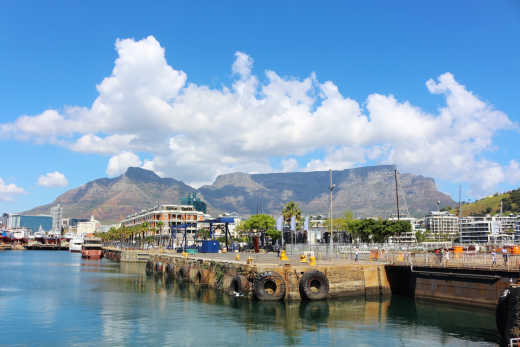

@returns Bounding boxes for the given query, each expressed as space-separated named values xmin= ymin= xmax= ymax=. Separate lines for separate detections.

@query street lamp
xmin=329 ymin=169 xmax=335 ymax=251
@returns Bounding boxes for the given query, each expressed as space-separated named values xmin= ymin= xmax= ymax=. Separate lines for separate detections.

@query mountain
xmin=24 ymin=165 xmax=455 ymax=223
xmin=199 ymin=165 xmax=455 ymax=218
xmin=450 ymin=188 xmax=520 ymax=216
xmin=23 ymin=167 xmax=197 ymax=223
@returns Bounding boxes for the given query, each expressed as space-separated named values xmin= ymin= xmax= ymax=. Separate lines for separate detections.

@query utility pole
xmin=394 ymin=169 xmax=400 ymax=220
xmin=329 ymin=169 xmax=335 ymax=251
xmin=458 ymin=185 xmax=462 ymax=242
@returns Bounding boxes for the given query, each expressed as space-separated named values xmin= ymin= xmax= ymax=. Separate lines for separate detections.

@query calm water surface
xmin=0 ymin=251 xmax=499 ymax=346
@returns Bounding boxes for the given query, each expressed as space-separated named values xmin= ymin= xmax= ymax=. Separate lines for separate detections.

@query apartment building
xmin=425 ymin=211 xmax=459 ymax=241
xmin=121 ymin=204 xmax=205 ymax=236
xmin=460 ymin=215 xmax=517 ymax=243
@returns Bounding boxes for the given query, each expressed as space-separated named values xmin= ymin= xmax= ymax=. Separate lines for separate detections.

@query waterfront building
xmin=1 ymin=213 xmax=8 ymax=229
xmin=388 ymin=217 xmax=417 ymax=243
xmin=459 ymin=215 xmax=516 ymax=244
xmin=308 ymin=215 xmax=328 ymax=243
xmin=3 ymin=213 xmax=52 ymax=233
xmin=425 ymin=211 xmax=459 ymax=241
xmin=77 ymin=216 xmax=101 ymax=236
xmin=121 ymin=204 xmax=205 ymax=237
xmin=515 ymin=218 xmax=520 ymax=243
xmin=50 ymin=204 xmax=63 ymax=234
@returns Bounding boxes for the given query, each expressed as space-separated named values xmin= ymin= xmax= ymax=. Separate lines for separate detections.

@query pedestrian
xmin=491 ymin=250 xmax=497 ymax=266
xmin=502 ymin=247 xmax=509 ymax=266
xmin=354 ymin=248 xmax=359 ymax=262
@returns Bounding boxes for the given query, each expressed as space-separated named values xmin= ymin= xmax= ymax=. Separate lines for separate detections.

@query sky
xmin=1 ymin=1 xmax=519 ymax=213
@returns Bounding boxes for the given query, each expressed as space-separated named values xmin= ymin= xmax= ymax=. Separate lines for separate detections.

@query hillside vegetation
xmin=449 ymin=187 xmax=520 ymax=216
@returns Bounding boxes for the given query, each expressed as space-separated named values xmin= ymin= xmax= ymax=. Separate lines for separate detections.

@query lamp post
xmin=329 ymin=169 xmax=335 ymax=253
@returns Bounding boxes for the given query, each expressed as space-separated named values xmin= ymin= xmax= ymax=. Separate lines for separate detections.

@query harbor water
xmin=0 ymin=251 xmax=499 ymax=346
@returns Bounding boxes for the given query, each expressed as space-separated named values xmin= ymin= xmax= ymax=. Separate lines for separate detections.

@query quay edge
xmin=103 ymin=247 xmax=391 ymax=301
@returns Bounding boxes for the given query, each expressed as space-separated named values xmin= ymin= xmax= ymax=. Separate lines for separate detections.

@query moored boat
xmin=69 ymin=236 xmax=84 ymax=253
xmin=81 ymin=237 xmax=103 ymax=259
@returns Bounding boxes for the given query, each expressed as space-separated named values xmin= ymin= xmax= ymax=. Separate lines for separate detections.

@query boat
xmin=81 ymin=237 xmax=103 ymax=259
xmin=69 ymin=235 xmax=84 ymax=253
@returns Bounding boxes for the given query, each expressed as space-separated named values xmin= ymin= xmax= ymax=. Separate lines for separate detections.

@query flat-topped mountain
xmin=24 ymin=165 xmax=455 ymax=223
xmin=199 ymin=165 xmax=454 ymax=218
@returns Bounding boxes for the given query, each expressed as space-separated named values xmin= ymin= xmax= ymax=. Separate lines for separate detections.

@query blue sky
xmin=1 ymin=1 xmax=519 ymax=213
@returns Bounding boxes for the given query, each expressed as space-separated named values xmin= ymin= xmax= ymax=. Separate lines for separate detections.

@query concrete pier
xmin=103 ymin=248 xmax=390 ymax=301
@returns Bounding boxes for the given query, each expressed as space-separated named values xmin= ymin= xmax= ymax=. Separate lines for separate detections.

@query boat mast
xmin=394 ymin=169 xmax=400 ymax=221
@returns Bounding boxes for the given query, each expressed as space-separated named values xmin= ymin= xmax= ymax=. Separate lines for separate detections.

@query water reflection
xmin=100 ymin=262 xmax=499 ymax=346
xmin=0 ymin=252 xmax=499 ymax=346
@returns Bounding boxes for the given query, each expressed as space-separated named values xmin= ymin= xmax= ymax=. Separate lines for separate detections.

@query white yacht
xmin=69 ymin=235 xmax=84 ymax=253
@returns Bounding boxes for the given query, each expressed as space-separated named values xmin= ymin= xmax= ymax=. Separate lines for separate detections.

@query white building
xmin=50 ymin=204 xmax=63 ymax=235
xmin=77 ymin=216 xmax=101 ymax=236
xmin=425 ymin=211 xmax=459 ymax=241
xmin=388 ymin=217 xmax=417 ymax=243
xmin=460 ymin=215 xmax=516 ymax=244
xmin=121 ymin=204 xmax=205 ymax=237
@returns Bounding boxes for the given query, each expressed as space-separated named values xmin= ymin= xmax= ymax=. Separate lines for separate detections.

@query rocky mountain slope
xmin=24 ymin=167 xmax=196 ymax=223
xmin=199 ymin=165 xmax=454 ymax=218
xmin=24 ymin=165 xmax=455 ymax=223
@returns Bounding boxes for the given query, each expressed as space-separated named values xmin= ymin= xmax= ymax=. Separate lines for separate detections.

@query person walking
xmin=502 ymin=247 xmax=509 ymax=267
xmin=354 ymin=248 xmax=359 ymax=262
xmin=491 ymin=250 xmax=497 ymax=266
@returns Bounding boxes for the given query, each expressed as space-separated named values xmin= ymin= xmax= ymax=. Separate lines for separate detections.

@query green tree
xmin=243 ymin=214 xmax=277 ymax=244
xmin=282 ymin=201 xmax=302 ymax=225
xmin=415 ymin=230 xmax=426 ymax=243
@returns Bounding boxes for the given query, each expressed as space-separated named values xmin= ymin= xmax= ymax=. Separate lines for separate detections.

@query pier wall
xmin=386 ymin=265 xmax=513 ymax=308
xmin=149 ymin=253 xmax=391 ymax=301
xmin=103 ymin=248 xmax=390 ymax=301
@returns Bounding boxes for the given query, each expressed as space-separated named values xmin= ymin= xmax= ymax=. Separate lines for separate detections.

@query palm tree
xmin=282 ymin=201 xmax=302 ymax=245
xmin=282 ymin=201 xmax=302 ymax=224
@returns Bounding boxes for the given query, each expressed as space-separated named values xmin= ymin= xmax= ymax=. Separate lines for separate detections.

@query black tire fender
xmin=230 ymin=275 xmax=249 ymax=295
xmin=155 ymin=261 xmax=163 ymax=273
xmin=178 ymin=267 xmax=187 ymax=281
xmin=299 ymin=270 xmax=329 ymax=301
xmin=165 ymin=263 xmax=175 ymax=276
xmin=146 ymin=260 xmax=154 ymax=275
xmin=254 ymin=271 xmax=286 ymax=301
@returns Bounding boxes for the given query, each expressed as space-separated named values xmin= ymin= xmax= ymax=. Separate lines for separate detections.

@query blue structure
xmin=19 ymin=216 xmax=52 ymax=233
xmin=200 ymin=240 xmax=220 ymax=253
xmin=170 ymin=217 xmax=235 ymax=252
xmin=206 ymin=217 xmax=235 ymax=252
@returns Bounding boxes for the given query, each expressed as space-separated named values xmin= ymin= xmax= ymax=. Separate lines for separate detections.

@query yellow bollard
xmin=309 ymin=255 xmax=316 ymax=266
xmin=280 ymin=250 xmax=289 ymax=261
xmin=299 ymin=254 xmax=307 ymax=263
xmin=235 ymin=253 xmax=241 ymax=261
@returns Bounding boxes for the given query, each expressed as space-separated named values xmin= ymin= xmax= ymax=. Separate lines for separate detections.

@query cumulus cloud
xmin=1 ymin=35 xmax=517 ymax=195
xmin=0 ymin=178 xmax=25 ymax=201
xmin=37 ymin=171 xmax=68 ymax=187
xmin=281 ymin=158 xmax=299 ymax=172
xmin=106 ymin=151 xmax=142 ymax=177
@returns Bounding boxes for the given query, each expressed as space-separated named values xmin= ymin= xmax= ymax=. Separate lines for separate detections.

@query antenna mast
xmin=394 ymin=169 xmax=400 ymax=220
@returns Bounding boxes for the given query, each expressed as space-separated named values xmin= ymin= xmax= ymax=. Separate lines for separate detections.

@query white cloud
xmin=0 ymin=178 xmax=25 ymax=201
xmin=106 ymin=151 xmax=142 ymax=177
xmin=281 ymin=158 xmax=299 ymax=172
xmin=37 ymin=171 xmax=68 ymax=187
xmin=1 ymin=36 xmax=517 ymax=196
xmin=69 ymin=134 xmax=138 ymax=154
xmin=506 ymin=160 xmax=520 ymax=184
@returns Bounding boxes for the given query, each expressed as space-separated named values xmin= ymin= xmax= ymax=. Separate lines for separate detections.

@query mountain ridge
xmin=23 ymin=166 xmax=455 ymax=223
